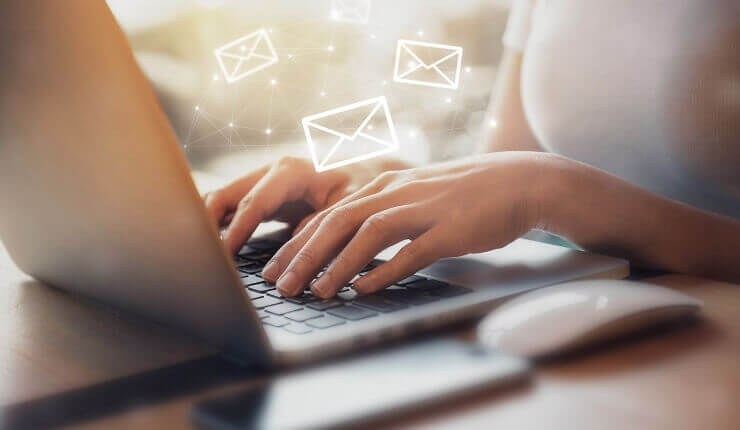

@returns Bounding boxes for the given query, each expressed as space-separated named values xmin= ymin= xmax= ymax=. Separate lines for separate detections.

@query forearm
xmin=478 ymin=49 xmax=541 ymax=154
xmin=536 ymin=154 xmax=740 ymax=283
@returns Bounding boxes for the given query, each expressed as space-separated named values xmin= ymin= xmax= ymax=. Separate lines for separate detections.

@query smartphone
xmin=192 ymin=339 xmax=530 ymax=430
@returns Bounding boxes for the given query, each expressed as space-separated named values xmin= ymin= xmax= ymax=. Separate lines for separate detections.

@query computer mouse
xmin=477 ymin=279 xmax=702 ymax=358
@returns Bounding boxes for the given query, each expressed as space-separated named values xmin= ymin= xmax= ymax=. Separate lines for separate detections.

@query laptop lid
xmin=0 ymin=4 xmax=271 ymax=367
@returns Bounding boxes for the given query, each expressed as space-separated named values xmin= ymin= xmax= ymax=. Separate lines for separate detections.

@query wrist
xmin=525 ymin=152 xmax=576 ymax=233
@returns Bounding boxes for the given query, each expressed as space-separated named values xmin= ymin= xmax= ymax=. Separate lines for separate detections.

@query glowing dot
xmin=370 ymin=34 xmax=377 ymax=39
xmin=265 ymin=128 xmax=272 ymax=135
xmin=194 ymin=105 xmax=200 ymax=111
xmin=409 ymin=131 xmax=417 ymax=138
xmin=465 ymin=66 xmax=472 ymax=73
xmin=417 ymin=30 xmax=424 ymax=37
xmin=331 ymin=10 xmax=339 ymax=19
xmin=212 ymin=74 xmax=219 ymax=81
xmin=367 ymin=124 xmax=374 ymax=130
xmin=240 ymin=45 xmax=247 ymax=51
xmin=445 ymin=97 xmax=452 ymax=103
xmin=407 ymin=60 xmax=416 ymax=69
xmin=488 ymin=119 xmax=498 ymax=128
xmin=228 ymin=122 xmax=234 ymax=127
xmin=320 ymin=91 xmax=326 ymax=97
xmin=270 ymin=79 xmax=277 ymax=85
xmin=328 ymin=45 xmax=335 ymax=52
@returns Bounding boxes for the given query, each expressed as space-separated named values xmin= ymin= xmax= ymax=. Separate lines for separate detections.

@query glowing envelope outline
xmin=214 ymin=29 xmax=278 ymax=83
xmin=302 ymin=96 xmax=399 ymax=172
xmin=393 ymin=39 xmax=463 ymax=90
xmin=330 ymin=0 xmax=372 ymax=24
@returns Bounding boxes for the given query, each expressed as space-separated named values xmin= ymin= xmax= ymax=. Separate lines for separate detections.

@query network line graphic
xmin=181 ymin=9 xmax=477 ymax=165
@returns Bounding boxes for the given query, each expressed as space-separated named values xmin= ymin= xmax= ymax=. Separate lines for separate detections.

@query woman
xmin=207 ymin=0 xmax=740 ymax=298
xmin=4 ymin=1 xmax=737 ymax=299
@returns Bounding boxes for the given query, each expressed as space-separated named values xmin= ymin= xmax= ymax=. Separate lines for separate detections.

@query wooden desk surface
xmin=0 ymin=242 xmax=738 ymax=430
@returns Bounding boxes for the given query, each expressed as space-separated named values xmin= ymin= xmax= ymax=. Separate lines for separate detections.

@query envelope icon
xmin=214 ymin=29 xmax=278 ymax=83
xmin=302 ymin=96 xmax=399 ymax=172
xmin=330 ymin=0 xmax=371 ymax=24
xmin=393 ymin=40 xmax=463 ymax=90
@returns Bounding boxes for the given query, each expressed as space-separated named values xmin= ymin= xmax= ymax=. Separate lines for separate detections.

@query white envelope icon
xmin=214 ymin=29 xmax=278 ymax=83
xmin=302 ymin=96 xmax=399 ymax=172
xmin=393 ymin=40 xmax=463 ymax=90
xmin=330 ymin=0 xmax=371 ymax=24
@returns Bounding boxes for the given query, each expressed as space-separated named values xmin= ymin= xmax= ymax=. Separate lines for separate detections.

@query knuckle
xmin=236 ymin=196 xmax=253 ymax=212
xmin=323 ymin=206 xmax=354 ymax=229
xmin=293 ymin=248 xmax=319 ymax=268
xmin=277 ymin=155 xmax=299 ymax=167
xmin=376 ymin=171 xmax=395 ymax=182
xmin=362 ymin=212 xmax=393 ymax=236
xmin=399 ymin=241 xmax=425 ymax=261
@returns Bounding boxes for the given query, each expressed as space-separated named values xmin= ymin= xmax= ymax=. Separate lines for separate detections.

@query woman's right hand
xmin=203 ymin=156 xmax=410 ymax=255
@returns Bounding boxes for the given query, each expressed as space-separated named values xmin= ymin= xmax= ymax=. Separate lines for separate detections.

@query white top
xmin=503 ymin=0 xmax=740 ymax=218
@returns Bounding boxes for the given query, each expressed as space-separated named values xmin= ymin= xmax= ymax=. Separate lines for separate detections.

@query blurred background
xmin=106 ymin=0 xmax=513 ymax=184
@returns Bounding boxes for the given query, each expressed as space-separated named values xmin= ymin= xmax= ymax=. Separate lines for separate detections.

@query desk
xmin=0 ymin=241 xmax=738 ymax=429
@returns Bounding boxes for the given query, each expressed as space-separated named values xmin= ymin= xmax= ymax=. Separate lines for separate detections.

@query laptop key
xmin=327 ymin=305 xmax=377 ymax=321
xmin=248 ymin=282 xmax=276 ymax=293
xmin=257 ymin=309 xmax=270 ymax=319
xmin=428 ymin=284 xmax=472 ymax=297
xmin=267 ymin=290 xmax=286 ymax=299
xmin=265 ymin=302 xmax=303 ymax=315
xmin=353 ymin=295 xmax=407 ymax=312
xmin=282 ymin=323 xmax=312 ymax=335
xmin=284 ymin=308 xmax=323 ymax=322
xmin=262 ymin=315 xmax=290 ymax=327
xmin=306 ymin=315 xmax=345 ymax=329
xmin=251 ymin=296 xmax=282 ymax=309
xmin=336 ymin=289 xmax=358 ymax=301
xmin=241 ymin=274 xmax=265 ymax=286
xmin=239 ymin=266 xmax=263 ymax=275
xmin=285 ymin=293 xmax=319 ymax=304
xmin=378 ymin=288 xmax=439 ymax=306
xmin=246 ymin=290 xmax=263 ymax=300
xmin=406 ymin=279 xmax=447 ymax=291
xmin=307 ymin=299 xmax=344 ymax=311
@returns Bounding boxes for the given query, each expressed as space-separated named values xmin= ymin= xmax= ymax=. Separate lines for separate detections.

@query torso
xmin=520 ymin=0 xmax=740 ymax=217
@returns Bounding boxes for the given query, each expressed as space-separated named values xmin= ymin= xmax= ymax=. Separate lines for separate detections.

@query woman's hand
xmin=203 ymin=156 xmax=410 ymax=254
xmin=263 ymin=152 xmax=550 ymax=298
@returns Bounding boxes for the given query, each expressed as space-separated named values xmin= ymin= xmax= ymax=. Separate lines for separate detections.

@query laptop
xmin=0 ymin=102 xmax=628 ymax=370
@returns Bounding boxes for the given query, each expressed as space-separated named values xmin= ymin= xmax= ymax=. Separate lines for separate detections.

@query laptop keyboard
xmin=237 ymin=239 xmax=472 ymax=335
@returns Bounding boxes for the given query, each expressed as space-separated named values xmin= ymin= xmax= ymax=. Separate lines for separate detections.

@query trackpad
xmin=191 ymin=339 xmax=530 ymax=429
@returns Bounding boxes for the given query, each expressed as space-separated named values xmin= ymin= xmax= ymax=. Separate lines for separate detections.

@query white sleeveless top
xmin=504 ymin=0 xmax=740 ymax=218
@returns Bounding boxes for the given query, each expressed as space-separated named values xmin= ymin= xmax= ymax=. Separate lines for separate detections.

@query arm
xmin=259 ymin=152 xmax=740 ymax=299
xmin=478 ymin=49 xmax=542 ymax=153
xmin=540 ymin=155 xmax=740 ymax=283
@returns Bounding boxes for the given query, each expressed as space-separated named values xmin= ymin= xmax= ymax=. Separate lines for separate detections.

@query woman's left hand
xmin=263 ymin=151 xmax=551 ymax=298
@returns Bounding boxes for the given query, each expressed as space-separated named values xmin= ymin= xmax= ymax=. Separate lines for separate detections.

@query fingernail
xmin=353 ymin=277 xmax=370 ymax=294
xmin=276 ymin=271 xmax=298 ymax=295
xmin=262 ymin=260 xmax=279 ymax=281
xmin=311 ymin=276 xmax=330 ymax=298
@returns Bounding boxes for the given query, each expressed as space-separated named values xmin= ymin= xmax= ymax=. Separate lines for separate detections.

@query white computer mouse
xmin=477 ymin=279 xmax=703 ymax=358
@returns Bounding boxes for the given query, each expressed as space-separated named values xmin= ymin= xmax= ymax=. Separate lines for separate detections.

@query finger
xmin=311 ymin=205 xmax=431 ymax=298
xmin=223 ymin=165 xmax=311 ymax=253
xmin=204 ymin=165 xmax=270 ymax=227
xmin=353 ymin=228 xmax=446 ymax=294
xmin=275 ymin=194 xmax=401 ymax=296
xmin=266 ymin=180 xmax=385 ymax=281
xmin=292 ymin=178 xmax=383 ymax=236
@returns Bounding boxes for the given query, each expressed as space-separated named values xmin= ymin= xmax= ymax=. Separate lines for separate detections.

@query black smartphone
xmin=191 ymin=339 xmax=530 ymax=430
